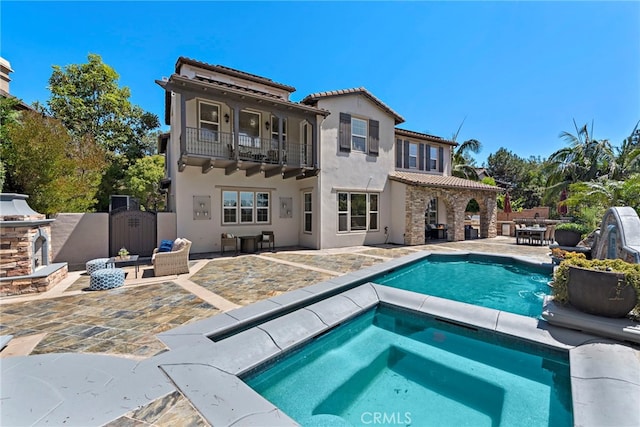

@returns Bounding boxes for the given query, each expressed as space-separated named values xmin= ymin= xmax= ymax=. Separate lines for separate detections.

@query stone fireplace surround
xmin=0 ymin=194 xmax=67 ymax=296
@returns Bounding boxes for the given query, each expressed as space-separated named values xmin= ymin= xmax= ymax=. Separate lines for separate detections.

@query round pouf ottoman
xmin=86 ymin=258 xmax=111 ymax=275
xmin=90 ymin=268 xmax=125 ymax=291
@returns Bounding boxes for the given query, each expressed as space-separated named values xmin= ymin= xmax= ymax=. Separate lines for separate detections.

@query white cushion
xmin=172 ymin=238 xmax=186 ymax=251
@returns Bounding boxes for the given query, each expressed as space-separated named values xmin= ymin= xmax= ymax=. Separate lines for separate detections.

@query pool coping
xmin=154 ymin=251 xmax=640 ymax=427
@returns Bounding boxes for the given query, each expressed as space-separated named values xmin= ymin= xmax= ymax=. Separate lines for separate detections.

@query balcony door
xmin=238 ymin=110 xmax=261 ymax=147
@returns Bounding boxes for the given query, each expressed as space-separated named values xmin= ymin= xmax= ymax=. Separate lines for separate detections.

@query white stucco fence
xmin=50 ymin=212 xmax=176 ymax=270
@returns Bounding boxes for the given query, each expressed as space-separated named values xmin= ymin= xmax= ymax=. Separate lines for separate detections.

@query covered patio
xmin=389 ymin=171 xmax=502 ymax=244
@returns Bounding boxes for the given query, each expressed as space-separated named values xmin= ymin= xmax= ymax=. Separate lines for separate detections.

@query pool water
xmin=245 ymin=307 xmax=572 ymax=427
xmin=373 ymin=254 xmax=552 ymax=317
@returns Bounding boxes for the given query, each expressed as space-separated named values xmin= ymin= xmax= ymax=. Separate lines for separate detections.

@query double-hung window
xmin=337 ymin=192 xmax=380 ymax=232
xmin=408 ymin=143 xmax=418 ymax=169
xmin=303 ymin=192 xmax=312 ymax=233
xmin=199 ymin=101 xmax=220 ymax=142
xmin=351 ymin=118 xmax=367 ymax=152
xmin=222 ymin=190 xmax=270 ymax=224
xmin=430 ymin=146 xmax=438 ymax=170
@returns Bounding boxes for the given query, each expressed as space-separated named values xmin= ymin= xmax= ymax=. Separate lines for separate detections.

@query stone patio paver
xmin=189 ymin=256 xmax=334 ymax=306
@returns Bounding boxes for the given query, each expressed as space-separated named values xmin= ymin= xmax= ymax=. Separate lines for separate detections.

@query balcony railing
xmin=185 ymin=127 xmax=312 ymax=167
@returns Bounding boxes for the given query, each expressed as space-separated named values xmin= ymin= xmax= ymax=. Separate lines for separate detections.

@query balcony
xmin=179 ymin=127 xmax=316 ymax=179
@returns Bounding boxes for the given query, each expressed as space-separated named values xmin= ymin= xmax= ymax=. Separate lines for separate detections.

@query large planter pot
xmin=555 ymin=229 xmax=582 ymax=247
xmin=567 ymin=266 xmax=637 ymax=318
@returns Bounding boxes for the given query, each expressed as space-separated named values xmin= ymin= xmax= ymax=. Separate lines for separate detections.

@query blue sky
xmin=2 ymin=1 xmax=639 ymax=164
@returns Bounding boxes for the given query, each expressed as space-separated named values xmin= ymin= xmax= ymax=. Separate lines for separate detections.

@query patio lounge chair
xmin=152 ymin=238 xmax=191 ymax=276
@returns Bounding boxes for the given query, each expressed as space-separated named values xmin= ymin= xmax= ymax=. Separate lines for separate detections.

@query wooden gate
xmin=109 ymin=208 xmax=157 ymax=257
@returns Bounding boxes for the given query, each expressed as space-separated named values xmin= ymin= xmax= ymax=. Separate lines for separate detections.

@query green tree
xmin=46 ymin=53 xmax=159 ymax=210
xmin=0 ymin=96 xmax=23 ymax=191
xmin=4 ymin=110 xmax=106 ymax=214
xmin=563 ymin=174 xmax=640 ymax=227
xmin=123 ymin=155 xmax=165 ymax=211
xmin=487 ymin=148 xmax=546 ymax=209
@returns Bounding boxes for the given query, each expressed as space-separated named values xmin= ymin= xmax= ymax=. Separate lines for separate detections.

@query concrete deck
xmin=1 ymin=237 xmax=638 ymax=426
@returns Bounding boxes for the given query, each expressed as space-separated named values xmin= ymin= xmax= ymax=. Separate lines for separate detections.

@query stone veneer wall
xmin=0 ymin=264 xmax=68 ymax=296
xmin=404 ymin=185 xmax=497 ymax=245
xmin=0 ymin=224 xmax=52 ymax=277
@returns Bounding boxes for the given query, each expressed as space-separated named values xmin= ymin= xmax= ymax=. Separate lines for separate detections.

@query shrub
xmin=552 ymin=256 xmax=640 ymax=316
xmin=555 ymin=222 xmax=591 ymax=236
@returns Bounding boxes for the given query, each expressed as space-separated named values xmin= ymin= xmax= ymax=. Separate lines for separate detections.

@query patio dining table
xmin=516 ymin=227 xmax=547 ymax=246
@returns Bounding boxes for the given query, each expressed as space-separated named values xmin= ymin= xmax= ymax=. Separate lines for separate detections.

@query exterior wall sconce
xmin=224 ymin=113 xmax=229 ymax=123
xmin=265 ymin=121 xmax=270 ymax=130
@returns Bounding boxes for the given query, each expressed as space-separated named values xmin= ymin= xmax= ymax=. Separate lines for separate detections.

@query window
xmin=239 ymin=110 xmax=261 ymax=147
xmin=350 ymin=193 xmax=367 ymax=230
xmin=301 ymin=122 xmax=311 ymax=166
xmin=369 ymin=194 xmax=379 ymax=231
xmin=240 ymin=192 xmax=254 ymax=223
xmin=199 ymin=101 xmax=220 ymax=142
xmin=222 ymin=190 xmax=270 ymax=224
xmin=409 ymin=143 xmax=418 ymax=169
xmin=426 ymin=198 xmax=437 ymax=225
xmin=223 ymin=191 xmax=237 ymax=223
xmin=339 ymin=113 xmax=379 ymax=156
xmin=430 ymin=146 xmax=438 ymax=170
xmin=303 ymin=192 xmax=312 ymax=233
xmin=338 ymin=193 xmax=348 ymax=232
xmin=337 ymin=192 xmax=380 ymax=232
xmin=271 ymin=116 xmax=287 ymax=146
xmin=256 ymin=192 xmax=269 ymax=223
xmin=351 ymin=117 xmax=367 ymax=152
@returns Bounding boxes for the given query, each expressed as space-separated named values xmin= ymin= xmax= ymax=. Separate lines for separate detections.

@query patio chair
xmin=258 ymin=231 xmax=275 ymax=251
xmin=152 ymin=238 xmax=191 ymax=276
xmin=544 ymin=225 xmax=556 ymax=245
xmin=221 ymin=233 xmax=238 ymax=255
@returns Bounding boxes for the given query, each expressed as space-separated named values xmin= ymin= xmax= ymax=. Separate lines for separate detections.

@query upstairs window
xmin=351 ymin=118 xmax=367 ymax=152
xmin=199 ymin=101 xmax=220 ymax=142
xmin=430 ymin=146 xmax=438 ymax=171
xmin=408 ymin=143 xmax=418 ymax=169
xmin=339 ymin=113 xmax=379 ymax=156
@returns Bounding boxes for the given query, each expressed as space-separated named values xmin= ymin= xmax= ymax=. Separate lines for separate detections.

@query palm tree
xmin=609 ymin=121 xmax=640 ymax=180
xmin=544 ymin=120 xmax=615 ymax=189
xmin=450 ymin=119 xmax=482 ymax=180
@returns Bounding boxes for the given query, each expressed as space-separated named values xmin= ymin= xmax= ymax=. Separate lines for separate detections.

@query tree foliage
xmin=486 ymin=148 xmax=546 ymax=209
xmin=46 ymin=54 xmax=159 ymax=210
xmin=4 ymin=111 xmax=106 ymax=214
xmin=123 ymin=155 xmax=165 ymax=211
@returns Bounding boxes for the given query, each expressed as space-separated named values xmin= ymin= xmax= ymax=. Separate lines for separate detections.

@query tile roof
xmin=176 ymin=57 xmax=296 ymax=93
xmin=301 ymin=87 xmax=405 ymax=125
xmin=157 ymin=75 xmax=329 ymax=126
xmin=395 ymin=128 xmax=457 ymax=146
xmin=389 ymin=171 xmax=502 ymax=192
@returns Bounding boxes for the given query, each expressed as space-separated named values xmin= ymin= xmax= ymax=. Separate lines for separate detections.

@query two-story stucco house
xmin=156 ymin=57 xmax=500 ymax=254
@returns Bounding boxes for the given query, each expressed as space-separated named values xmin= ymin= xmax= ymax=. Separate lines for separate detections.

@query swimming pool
xmin=245 ymin=305 xmax=572 ymax=426
xmin=373 ymin=253 xmax=552 ymax=317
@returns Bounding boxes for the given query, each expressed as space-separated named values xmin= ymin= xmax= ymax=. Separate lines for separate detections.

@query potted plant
xmin=554 ymin=222 xmax=590 ymax=247
xmin=118 ymin=247 xmax=130 ymax=260
xmin=552 ymin=255 xmax=640 ymax=318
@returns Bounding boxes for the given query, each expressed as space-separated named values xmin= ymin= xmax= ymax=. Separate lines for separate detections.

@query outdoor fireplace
xmin=0 ymin=194 xmax=67 ymax=295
